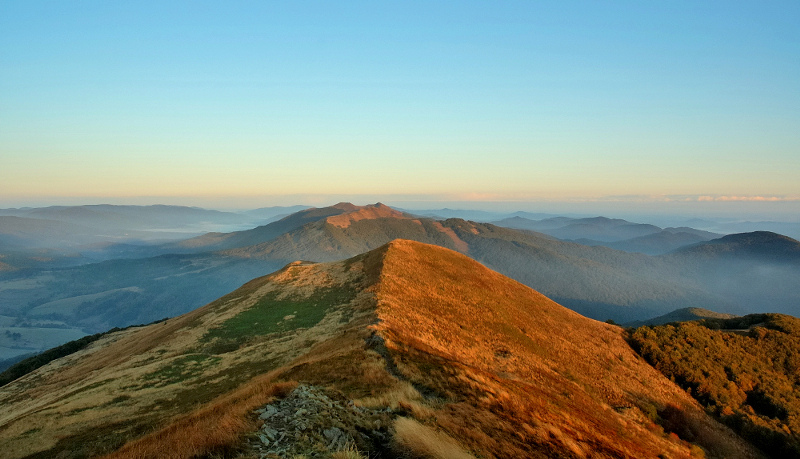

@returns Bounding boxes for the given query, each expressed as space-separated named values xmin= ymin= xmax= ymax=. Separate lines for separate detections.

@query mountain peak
xmin=325 ymin=203 xmax=406 ymax=228
xmin=330 ymin=202 xmax=359 ymax=211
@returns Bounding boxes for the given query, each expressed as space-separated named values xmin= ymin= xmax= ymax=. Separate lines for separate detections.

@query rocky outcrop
xmin=248 ymin=385 xmax=394 ymax=458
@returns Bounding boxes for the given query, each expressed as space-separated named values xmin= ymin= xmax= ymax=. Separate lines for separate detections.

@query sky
xmin=1 ymin=1 xmax=799 ymax=217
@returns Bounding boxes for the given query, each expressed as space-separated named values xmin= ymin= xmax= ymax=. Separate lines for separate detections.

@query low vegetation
xmin=629 ymin=314 xmax=800 ymax=458
xmin=200 ymin=284 xmax=357 ymax=354
xmin=103 ymin=376 xmax=296 ymax=459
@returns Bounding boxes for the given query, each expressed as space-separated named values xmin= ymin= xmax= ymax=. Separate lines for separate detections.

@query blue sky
xmin=1 ymin=1 xmax=799 ymax=215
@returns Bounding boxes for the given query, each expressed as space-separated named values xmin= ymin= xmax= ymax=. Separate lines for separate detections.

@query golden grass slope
xmin=371 ymin=240 xmax=764 ymax=458
xmin=0 ymin=239 xmax=766 ymax=458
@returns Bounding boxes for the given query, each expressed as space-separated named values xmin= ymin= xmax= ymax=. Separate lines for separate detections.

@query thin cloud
xmin=695 ymin=196 xmax=799 ymax=202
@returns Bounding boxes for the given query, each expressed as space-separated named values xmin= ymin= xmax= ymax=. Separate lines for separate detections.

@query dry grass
xmin=1 ymin=240 xmax=766 ymax=459
xmin=371 ymin=240 xmax=764 ymax=459
xmin=103 ymin=374 xmax=296 ymax=459
xmin=392 ymin=417 xmax=474 ymax=459
xmin=330 ymin=443 xmax=368 ymax=459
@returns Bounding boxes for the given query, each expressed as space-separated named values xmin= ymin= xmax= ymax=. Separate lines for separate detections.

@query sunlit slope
xmin=371 ymin=240 xmax=761 ymax=458
xmin=0 ymin=240 xmax=763 ymax=458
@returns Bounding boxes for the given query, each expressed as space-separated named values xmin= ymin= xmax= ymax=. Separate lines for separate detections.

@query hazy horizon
xmin=2 ymin=196 xmax=800 ymax=225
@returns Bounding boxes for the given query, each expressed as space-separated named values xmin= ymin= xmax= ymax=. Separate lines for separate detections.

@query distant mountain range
xmin=0 ymin=241 xmax=763 ymax=458
xmin=0 ymin=204 xmax=321 ymax=270
xmin=492 ymin=215 xmax=722 ymax=255
xmin=1 ymin=203 xmax=798 ymax=364
xmin=0 ymin=204 xmax=252 ymax=234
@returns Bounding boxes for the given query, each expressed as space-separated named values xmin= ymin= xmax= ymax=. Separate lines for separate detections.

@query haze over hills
xmin=209 ymin=204 xmax=799 ymax=320
xmin=0 ymin=241 xmax=764 ymax=458
xmin=493 ymin=215 xmax=722 ymax=255
xmin=0 ymin=205 xmax=276 ymax=270
xmin=1 ymin=203 xmax=797 ymax=366
xmin=0 ymin=205 xmax=257 ymax=236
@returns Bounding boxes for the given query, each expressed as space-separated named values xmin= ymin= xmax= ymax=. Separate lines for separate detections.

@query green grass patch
xmin=199 ymin=284 xmax=357 ymax=354
xmin=141 ymin=354 xmax=221 ymax=388
xmin=153 ymin=356 xmax=282 ymax=413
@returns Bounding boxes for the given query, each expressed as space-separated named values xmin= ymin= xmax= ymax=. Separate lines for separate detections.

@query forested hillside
xmin=629 ymin=314 xmax=800 ymax=458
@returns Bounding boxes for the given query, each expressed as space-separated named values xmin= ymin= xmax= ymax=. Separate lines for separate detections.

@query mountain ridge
xmin=2 ymin=203 xmax=797 ymax=363
xmin=0 ymin=240 xmax=763 ymax=458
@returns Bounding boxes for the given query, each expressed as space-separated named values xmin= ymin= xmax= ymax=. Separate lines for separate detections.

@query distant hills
xmin=0 ymin=204 xmax=253 ymax=235
xmin=0 ymin=241 xmax=763 ymax=458
xmin=0 ymin=204 xmax=270 ymax=270
xmin=1 ymin=202 xmax=798 ymax=364
xmin=674 ymin=231 xmax=800 ymax=262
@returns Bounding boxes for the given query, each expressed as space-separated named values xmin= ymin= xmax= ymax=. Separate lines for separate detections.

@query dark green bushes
xmin=628 ymin=313 xmax=800 ymax=458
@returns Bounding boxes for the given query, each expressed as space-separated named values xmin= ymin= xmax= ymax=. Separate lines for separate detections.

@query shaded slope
xmin=0 ymin=241 xmax=764 ymax=459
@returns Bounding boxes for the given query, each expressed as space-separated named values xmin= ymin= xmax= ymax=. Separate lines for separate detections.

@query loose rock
xmin=246 ymin=384 xmax=394 ymax=458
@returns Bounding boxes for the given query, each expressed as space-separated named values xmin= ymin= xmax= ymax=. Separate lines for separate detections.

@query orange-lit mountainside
xmin=0 ymin=241 xmax=764 ymax=458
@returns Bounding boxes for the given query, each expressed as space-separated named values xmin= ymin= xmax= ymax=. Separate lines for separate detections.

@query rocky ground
xmin=246 ymin=385 xmax=396 ymax=458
